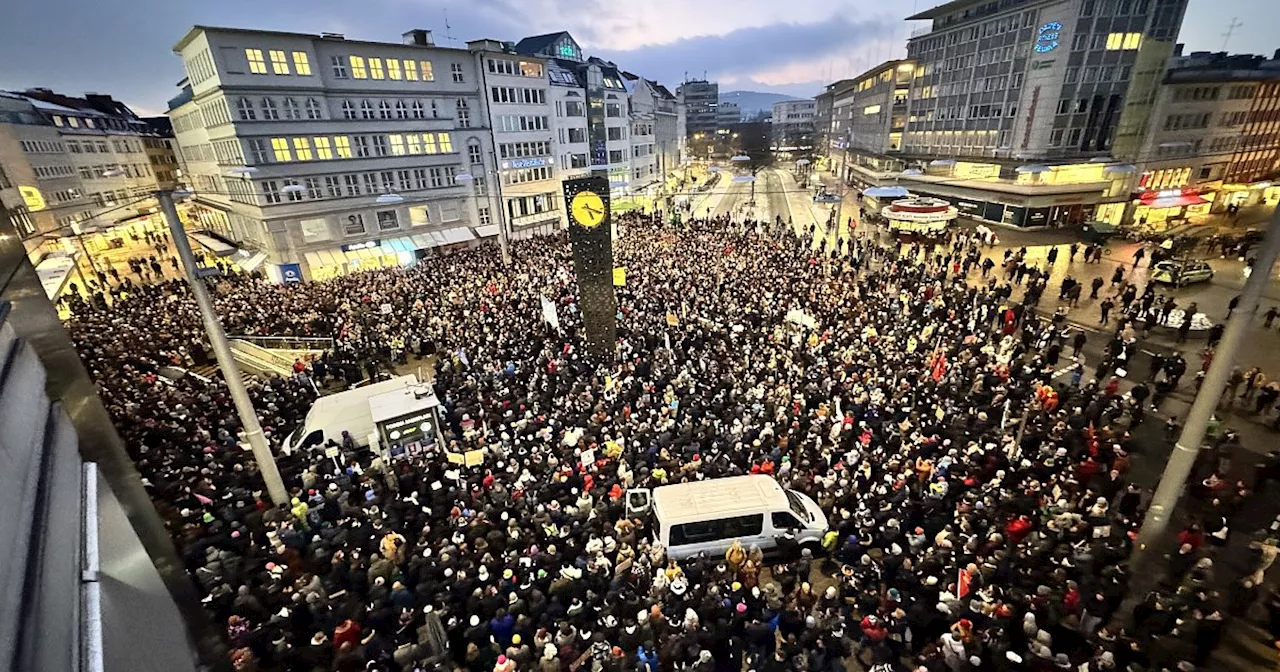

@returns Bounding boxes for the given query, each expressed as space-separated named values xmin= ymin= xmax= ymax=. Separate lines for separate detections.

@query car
xmin=1150 ymin=260 xmax=1214 ymax=287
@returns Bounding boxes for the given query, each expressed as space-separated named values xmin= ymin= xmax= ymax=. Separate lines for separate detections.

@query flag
xmin=957 ymin=567 xmax=972 ymax=599
xmin=931 ymin=351 xmax=947 ymax=383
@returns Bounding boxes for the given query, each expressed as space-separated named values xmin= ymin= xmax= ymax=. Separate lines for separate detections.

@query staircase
xmin=1212 ymin=614 xmax=1278 ymax=670
xmin=189 ymin=364 xmax=258 ymax=387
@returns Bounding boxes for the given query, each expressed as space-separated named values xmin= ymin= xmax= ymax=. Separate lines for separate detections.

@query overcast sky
xmin=0 ymin=0 xmax=1272 ymax=115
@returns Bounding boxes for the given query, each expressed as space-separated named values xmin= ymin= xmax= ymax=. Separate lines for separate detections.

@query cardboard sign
xmin=666 ymin=312 xmax=679 ymax=326
xmin=324 ymin=446 xmax=341 ymax=459
xmin=613 ymin=267 xmax=627 ymax=286
xmin=446 ymin=452 xmax=465 ymax=465
xmin=464 ymin=450 xmax=485 ymax=467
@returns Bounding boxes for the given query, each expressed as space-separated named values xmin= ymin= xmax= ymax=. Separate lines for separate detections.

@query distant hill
xmin=720 ymin=91 xmax=802 ymax=118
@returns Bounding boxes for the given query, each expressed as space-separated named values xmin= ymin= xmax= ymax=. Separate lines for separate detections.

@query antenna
xmin=443 ymin=9 xmax=456 ymax=45
xmin=1221 ymin=17 xmax=1243 ymax=51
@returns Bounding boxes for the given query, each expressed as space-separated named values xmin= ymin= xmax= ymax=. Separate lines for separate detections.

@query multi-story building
xmin=821 ymin=0 xmax=1190 ymax=228
xmin=717 ymin=101 xmax=741 ymax=129
xmin=0 ymin=89 xmax=180 ymax=257
xmin=170 ymin=26 xmax=503 ymax=281
xmin=1129 ymin=51 xmax=1280 ymax=224
xmin=813 ymin=80 xmax=854 ymax=170
xmin=677 ymin=79 xmax=718 ymax=137
xmin=623 ymin=73 xmax=680 ymax=195
xmin=770 ymin=99 xmax=816 ymax=149
xmin=828 ymin=62 xmax=915 ymax=188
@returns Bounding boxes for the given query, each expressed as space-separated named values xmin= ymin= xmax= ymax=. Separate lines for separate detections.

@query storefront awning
xmin=382 ymin=237 xmax=417 ymax=254
xmin=1143 ymin=193 xmax=1209 ymax=209
xmin=473 ymin=224 xmax=501 ymax=238
xmin=431 ymin=227 xmax=476 ymax=246
xmin=190 ymin=231 xmax=236 ymax=256
xmin=233 ymin=251 xmax=268 ymax=273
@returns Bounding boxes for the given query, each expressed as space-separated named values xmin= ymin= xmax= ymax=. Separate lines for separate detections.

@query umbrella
xmin=863 ymin=186 xmax=910 ymax=198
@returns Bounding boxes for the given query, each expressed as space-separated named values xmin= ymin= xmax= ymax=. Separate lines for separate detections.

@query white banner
xmin=541 ymin=295 xmax=560 ymax=332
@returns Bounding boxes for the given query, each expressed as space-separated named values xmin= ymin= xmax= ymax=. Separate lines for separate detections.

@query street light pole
xmin=1133 ymin=205 xmax=1280 ymax=556
xmin=157 ymin=190 xmax=288 ymax=505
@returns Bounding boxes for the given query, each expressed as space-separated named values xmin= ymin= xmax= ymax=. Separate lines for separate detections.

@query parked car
xmin=1151 ymin=260 xmax=1214 ymax=287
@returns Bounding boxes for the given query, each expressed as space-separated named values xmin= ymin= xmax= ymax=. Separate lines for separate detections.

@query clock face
xmin=571 ymin=190 xmax=606 ymax=228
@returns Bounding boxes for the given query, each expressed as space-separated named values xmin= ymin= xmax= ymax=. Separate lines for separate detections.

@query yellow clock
xmin=570 ymin=190 xmax=606 ymax=228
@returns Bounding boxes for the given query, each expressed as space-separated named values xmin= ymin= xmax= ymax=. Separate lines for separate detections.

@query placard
xmin=464 ymin=450 xmax=485 ymax=467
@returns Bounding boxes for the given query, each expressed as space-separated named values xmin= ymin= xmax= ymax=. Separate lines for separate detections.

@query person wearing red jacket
xmin=860 ymin=614 xmax=888 ymax=643
xmin=1005 ymin=515 xmax=1033 ymax=544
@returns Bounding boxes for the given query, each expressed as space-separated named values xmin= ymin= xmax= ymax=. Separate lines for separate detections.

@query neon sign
xmin=1034 ymin=22 xmax=1062 ymax=53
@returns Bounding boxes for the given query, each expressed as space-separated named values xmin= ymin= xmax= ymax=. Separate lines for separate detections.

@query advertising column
xmin=563 ymin=176 xmax=617 ymax=358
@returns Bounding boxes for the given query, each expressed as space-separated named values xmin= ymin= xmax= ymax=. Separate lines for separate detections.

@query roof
xmin=513 ymin=31 xmax=571 ymax=56
xmin=906 ymin=0 xmax=995 ymax=20
xmin=174 ymin=24 xmax=468 ymax=53
xmin=368 ymin=383 xmax=439 ymax=424
xmin=652 ymin=475 xmax=789 ymax=525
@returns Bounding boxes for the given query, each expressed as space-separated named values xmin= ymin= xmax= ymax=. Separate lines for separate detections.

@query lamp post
xmin=157 ymin=188 xmax=288 ymax=505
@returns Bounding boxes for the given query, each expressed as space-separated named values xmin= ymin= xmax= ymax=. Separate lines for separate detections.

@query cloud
xmin=591 ymin=16 xmax=896 ymax=93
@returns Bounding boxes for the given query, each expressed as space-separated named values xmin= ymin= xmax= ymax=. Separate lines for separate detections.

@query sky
xmin=0 ymin=0 xmax=1274 ymax=116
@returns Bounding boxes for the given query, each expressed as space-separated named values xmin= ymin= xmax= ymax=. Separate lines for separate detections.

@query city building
xmin=828 ymin=62 xmax=915 ymax=188
xmin=813 ymin=79 xmax=854 ymax=171
xmin=677 ymin=79 xmax=719 ymax=137
xmin=1132 ymin=50 xmax=1280 ymax=224
xmin=717 ymin=101 xmax=741 ymax=129
xmin=822 ymin=0 xmax=1191 ymax=228
xmin=169 ymin=26 xmax=503 ymax=281
xmin=0 ymin=89 xmax=180 ymax=258
xmin=770 ymin=99 xmax=816 ymax=149
xmin=623 ymin=73 xmax=681 ymax=195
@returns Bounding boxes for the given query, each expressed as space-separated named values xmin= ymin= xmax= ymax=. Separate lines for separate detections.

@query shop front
xmin=1130 ymin=187 xmax=1211 ymax=229
xmin=1215 ymin=181 xmax=1278 ymax=212
xmin=898 ymin=177 xmax=1121 ymax=229
xmin=881 ymin=197 xmax=958 ymax=239
xmin=300 ymin=228 xmax=476 ymax=281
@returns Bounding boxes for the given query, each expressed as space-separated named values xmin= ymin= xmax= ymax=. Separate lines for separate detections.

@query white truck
xmin=281 ymin=375 xmax=442 ymax=460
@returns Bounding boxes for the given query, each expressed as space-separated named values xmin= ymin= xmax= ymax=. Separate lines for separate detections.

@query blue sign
xmin=280 ymin=262 xmax=303 ymax=283
xmin=509 ymin=157 xmax=551 ymax=169
xmin=1034 ymin=22 xmax=1062 ymax=53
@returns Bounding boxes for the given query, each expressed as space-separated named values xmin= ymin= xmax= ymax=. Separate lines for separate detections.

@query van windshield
xmin=786 ymin=490 xmax=812 ymax=523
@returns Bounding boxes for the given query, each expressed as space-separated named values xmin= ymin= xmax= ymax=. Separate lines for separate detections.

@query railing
xmin=911 ymin=24 xmax=934 ymax=38
xmin=227 ymin=334 xmax=334 ymax=351
xmin=228 ymin=339 xmax=299 ymax=377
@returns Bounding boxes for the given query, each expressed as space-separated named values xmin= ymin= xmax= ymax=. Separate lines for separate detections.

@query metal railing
xmin=228 ymin=340 xmax=298 ymax=377
xmin=226 ymin=334 xmax=334 ymax=351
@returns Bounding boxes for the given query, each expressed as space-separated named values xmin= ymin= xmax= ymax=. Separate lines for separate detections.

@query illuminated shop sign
xmin=341 ymin=239 xmax=381 ymax=252
xmin=1034 ymin=22 xmax=1062 ymax=53
xmin=506 ymin=157 xmax=551 ymax=169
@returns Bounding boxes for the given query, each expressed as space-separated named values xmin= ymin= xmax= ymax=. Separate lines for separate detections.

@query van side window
xmin=669 ymin=514 xmax=763 ymax=546
xmin=772 ymin=512 xmax=801 ymax=529
xmin=302 ymin=430 xmax=324 ymax=447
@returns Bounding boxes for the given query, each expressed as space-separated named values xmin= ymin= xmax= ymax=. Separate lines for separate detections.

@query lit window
xmin=864 ymin=105 xmax=881 ymax=115
xmin=437 ymin=133 xmax=453 ymax=153
xmin=407 ymin=135 xmax=422 ymax=154
xmin=390 ymin=134 xmax=406 ymax=155
xmin=387 ymin=59 xmax=401 ymax=80
xmin=271 ymin=138 xmax=292 ymax=162
xmin=1106 ymin=33 xmax=1123 ymax=50
xmin=53 ymin=116 xmax=64 ymax=127
xmin=293 ymin=137 xmax=313 ymax=161
xmin=314 ymin=137 xmax=333 ymax=160
xmin=369 ymin=57 xmax=385 ymax=80
xmin=1122 ymin=33 xmax=1142 ymax=49
xmin=293 ymin=52 xmax=312 ymax=75
xmin=334 ymin=136 xmax=352 ymax=158
xmin=269 ymin=50 xmax=290 ymax=74
xmin=246 ymin=49 xmax=267 ymax=74
xmin=350 ymin=56 xmax=367 ymax=79
xmin=68 ymin=117 xmax=80 ymax=128
xmin=422 ymin=133 xmax=438 ymax=154
xmin=420 ymin=61 xmax=435 ymax=81
xmin=405 ymin=60 xmax=419 ymax=81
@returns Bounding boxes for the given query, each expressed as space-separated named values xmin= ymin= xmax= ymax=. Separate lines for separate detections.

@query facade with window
xmin=170 ymin=26 xmax=500 ymax=280
xmin=770 ymin=99 xmax=816 ymax=150
xmin=0 ymin=89 xmax=180 ymax=259
xmin=1131 ymin=50 xmax=1280 ymax=223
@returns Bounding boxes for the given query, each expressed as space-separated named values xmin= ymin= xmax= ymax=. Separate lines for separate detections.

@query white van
xmin=282 ymin=375 xmax=429 ymax=454
xmin=627 ymin=475 xmax=829 ymax=561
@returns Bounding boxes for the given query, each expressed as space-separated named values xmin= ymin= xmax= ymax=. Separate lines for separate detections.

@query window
xmin=372 ymin=136 xmax=389 ymax=156
xmin=477 ymin=206 xmax=491 ymax=225
xmin=472 ymin=175 xmax=487 ymax=197
xmin=283 ymin=98 xmax=301 ymax=119
xmin=421 ymin=61 xmax=435 ymax=81
xmin=567 ymin=128 xmax=587 ymax=143
xmin=269 ymin=50 xmax=290 ymax=74
xmin=1106 ymin=32 xmax=1143 ymax=50
xmin=360 ymin=100 xmax=375 ymax=119
xmin=263 ymin=180 xmax=282 ymax=204
xmin=237 ymin=97 xmax=256 ymax=120
xmin=369 ymin=57 xmax=385 ymax=80
xmin=1067 ymin=128 xmax=1082 ymax=145
xmin=1065 ymin=67 xmax=1079 ymax=84
xmin=392 ymin=100 xmax=407 ymax=119
xmin=306 ymin=98 xmax=322 ymax=119
xmin=521 ymin=61 xmax=543 ymax=77
xmin=772 ymin=512 xmax=802 ymax=529
xmin=608 ymin=149 xmax=625 ymax=163
xmin=293 ymin=51 xmax=311 ymax=75
xmin=246 ymin=49 xmax=267 ymax=74
xmin=422 ymin=133 xmax=438 ymax=154
xmin=339 ymin=136 xmax=356 ymax=158
xmin=605 ymin=103 xmax=622 ymax=117
xmin=314 ymin=137 xmax=333 ymax=160
xmin=451 ymin=63 xmax=464 ymax=82
xmin=259 ymin=97 xmax=278 ymax=120
xmin=428 ymin=166 xmax=457 ymax=188
xmin=386 ymin=59 xmax=401 ymax=80
xmin=412 ymin=169 xmax=429 ymax=190
xmin=405 ymin=60 xmax=419 ymax=81
xmin=438 ymin=133 xmax=453 ymax=153
xmin=377 ymin=210 xmax=400 ymax=231
xmin=1123 ymin=33 xmax=1142 ymax=49
xmin=344 ymin=213 xmax=366 ymax=235
xmin=293 ymin=137 xmax=313 ymax=161
xmin=456 ymin=99 xmax=471 ymax=128
xmin=668 ymin=515 xmax=764 ymax=546
xmin=565 ymin=100 xmax=585 ymax=117
xmin=332 ymin=55 xmax=349 ymax=78
xmin=607 ymin=127 xmax=625 ymax=141
xmin=378 ymin=100 xmax=392 ymax=119
xmin=407 ymin=134 xmax=422 ymax=154
xmin=468 ymin=142 xmax=483 ymax=165
xmin=248 ymin=138 xmax=270 ymax=163
xmin=411 ymin=100 xmax=425 ymax=119
xmin=271 ymin=137 xmax=292 ymax=162
xmin=1106 ymin=32 xmax=1123 ymax=50
xmin=390 ymin=134 xmax=406 ymax=156
xmin=342 ymin=100 xmax=357 ymax=119
xmin=350 ymin=55 xmax=367 ymax=79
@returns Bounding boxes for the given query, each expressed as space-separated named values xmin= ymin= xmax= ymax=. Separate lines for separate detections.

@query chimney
xmin=403 ymin=29 xmax=434 ymax=46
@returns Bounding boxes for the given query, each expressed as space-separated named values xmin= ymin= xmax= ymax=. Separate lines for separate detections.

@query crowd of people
xmin=63 ymin=212 xmax=1278 ymax=672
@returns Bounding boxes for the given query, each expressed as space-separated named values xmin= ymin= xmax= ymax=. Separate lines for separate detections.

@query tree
xmin=732 ymin=121 xmax=772 ymax=204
